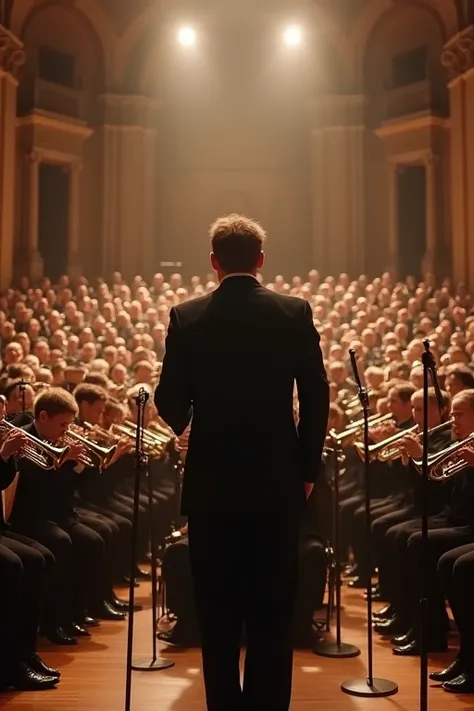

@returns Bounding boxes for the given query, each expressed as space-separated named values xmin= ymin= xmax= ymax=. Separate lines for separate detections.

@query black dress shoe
xmin=365 ymin=590 xmax=383 ymax=602
xmin=443 ymin=674 xmax=474 ymax=694
xmin=90 ymin=600 xmax=126 ymax=621
xmin=110 ymin=595 xmax=142 ymax=612
xmin=2 ymin=662 xmax=59 ymax=691
xmin=66 ymin=623 xmax=91 ymax=638
xmin=44 ymin=626 xmax=78 ymax=646
xmin=83 ymin=616 xmax=100 ymax=627
xmin=430 ymin=659 xmax=465 ymax=683
xmin=373 ymin=615 xmax=407 ymax=636
xmin=391 ymin=628 xmax=415 ymax=646
xmin=28 ymin=653 xmax=61 ymax=679
xmin=157 ymin=627 xmax=200 ymax=647
xmin=392 ymin=639 xmax=447 ymax=656
xmin=373 ymin=604 xmax=395 ymax=621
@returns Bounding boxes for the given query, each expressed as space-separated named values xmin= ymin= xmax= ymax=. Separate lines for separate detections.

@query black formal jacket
xmin=9 ymin=422 xmax=79 ymax=526
xmin=0 ymin=455 xmax=16 ymax=532
xmin=155 ymin=276 xmax=329 ymax=516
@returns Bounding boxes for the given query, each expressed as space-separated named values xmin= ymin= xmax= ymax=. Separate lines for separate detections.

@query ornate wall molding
xmin=442 ymin=25 xmax=474 ymax=81
xmin=0 ymin=24 xmax=25 ymax=79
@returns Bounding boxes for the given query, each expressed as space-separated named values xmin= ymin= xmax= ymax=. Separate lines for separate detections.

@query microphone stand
xmin=19 ymin=380 xmax=26 ymax=413
xmin=124 ymin=389 xmax=173 ymax=711
xmin=314 ymin=446 xmax=360 ymax=659
xmin=341 ymin=350 xmax=398 ymax=698
xmin=418 ymin=340 xmax=443 ymax=711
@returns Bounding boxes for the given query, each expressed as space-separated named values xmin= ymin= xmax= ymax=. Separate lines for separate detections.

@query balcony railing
xmin=384 ymin=80 xmax=435 ymax=120
xmin=19 ymin=77 xmax=85 ymax=120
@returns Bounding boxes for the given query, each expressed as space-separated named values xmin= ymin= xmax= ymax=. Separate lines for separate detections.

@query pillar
xmin=67 ymin=159 xmax=82 ymax=279
xmin=23 ymin=150 xmax=43 ymax=281
xmin=387 ymin=162 xmax=399 ymax=275
xmin=309 ymin=94 xmax=366 ymax=277
xmin=99 ymin=94 xmax=159 ymax=279
xmin=442 ymin=26 xmax=474 ymax=288
xmin=0 ymin=26 xmax=25 ymax=290
xmin=423 ymin=151 xmax=438 ymax=276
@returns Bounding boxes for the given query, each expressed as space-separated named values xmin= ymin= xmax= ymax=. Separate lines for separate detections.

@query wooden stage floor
xmin=2 ymin=584 xmax=472 ymax=711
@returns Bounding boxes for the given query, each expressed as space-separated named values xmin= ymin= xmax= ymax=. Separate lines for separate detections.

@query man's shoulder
xmin=172 ymin=294 xmax=213 ymax=321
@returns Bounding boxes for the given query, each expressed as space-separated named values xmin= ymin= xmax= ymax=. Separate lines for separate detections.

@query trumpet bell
xmin=0 ymin=418 xmax=71 ymax=470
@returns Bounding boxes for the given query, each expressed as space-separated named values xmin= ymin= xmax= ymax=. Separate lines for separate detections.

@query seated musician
xmin=434 ymin=539 xmax=474 ymax=693
xmin=379 ymin=388 xmax=474 ymax=655
xmin=0 ymin=398 xmax=59 ymax=691
xmin=344 ymin=382 xmax=416 ymax=590
xmin=372 ymin=387 xmax=452 ymax=618
xmin=8 ymin=388 xmax=110 ymax=646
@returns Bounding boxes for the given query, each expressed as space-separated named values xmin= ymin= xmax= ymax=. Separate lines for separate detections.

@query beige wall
xmin=1 ymin=1 xmax=474 ymax=288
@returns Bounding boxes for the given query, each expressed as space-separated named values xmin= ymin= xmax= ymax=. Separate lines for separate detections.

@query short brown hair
xmin=34 ymin=387 xmax=78 ymax=418
xmin=73 ymin=383 xmax=107 ymax=406
xmin=210 ymin=213 xmax=265 ymax=273
xmin=390 ymin=382 xmax=417 ymax=403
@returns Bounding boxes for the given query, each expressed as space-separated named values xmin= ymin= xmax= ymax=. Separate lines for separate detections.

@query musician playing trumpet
xmin=380 ymin=388 xmax=474 ymax=656
xmin=372 ymin=387 xmax=452 ymax=625
xmin=8 ymin=388 xmax=110 ymax=646
xmin=0 ymin=396 xmax=59 ymax=690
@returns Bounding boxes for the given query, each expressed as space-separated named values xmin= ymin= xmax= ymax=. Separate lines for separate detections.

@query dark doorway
xmin=397 ymin=165 xmax=426 ymax=280
xmin=38 ymin=163 xmax=69 ymax=281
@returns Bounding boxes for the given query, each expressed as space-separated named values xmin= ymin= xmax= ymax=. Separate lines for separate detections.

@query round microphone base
xmin=313 ymin=641 xmax=361 ymax=658
xmin=341 ymin=677 xmax=398 ymax=697
xmin=131 ymin=657 xmax=175 ymax=672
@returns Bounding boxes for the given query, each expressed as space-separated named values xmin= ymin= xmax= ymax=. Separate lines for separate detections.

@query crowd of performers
xmin=1 ymin=268 xmax=474 ymax=694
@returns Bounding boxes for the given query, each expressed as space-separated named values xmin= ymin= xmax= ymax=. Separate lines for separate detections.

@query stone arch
xmin=361 ymin=0 xmax=449 ymax=127
xmin=17 ymin=0 xmax=107 ymax=120
xmin=349 ymin=0 xmax=456 ymax=88
xmin=112 ymin=1 xmax=162 ymax=89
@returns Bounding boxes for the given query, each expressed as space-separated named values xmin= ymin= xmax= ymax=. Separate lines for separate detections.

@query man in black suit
xmin=155 ymin=214 xmax=329 ymax=711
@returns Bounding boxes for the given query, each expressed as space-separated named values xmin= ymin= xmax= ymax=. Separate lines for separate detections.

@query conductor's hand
xmin=304 ymin=482 xmax=314 ymax=500
xmin=0 ymin=430 xmax=27 ymax=461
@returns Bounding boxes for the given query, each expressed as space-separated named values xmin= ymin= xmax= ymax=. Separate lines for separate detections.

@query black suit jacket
xmin=155 ymin=276 xmax=329 ymax=516
xmin=0 ymin=455 xmax=16 ymax=532
xmin=10 ymin=422 xmax=79 ymax=526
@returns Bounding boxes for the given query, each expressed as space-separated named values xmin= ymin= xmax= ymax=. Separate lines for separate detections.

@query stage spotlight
xmin=283 ymin=25 xmax=302 ymax=47
xmin=178 ymin=26 xmax=196 ymax=47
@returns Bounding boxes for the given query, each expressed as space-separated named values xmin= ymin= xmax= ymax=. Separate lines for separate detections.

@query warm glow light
xmin=178 ymin=26 xmax=197 ymax=47
xmin=283 ymin=25 xmax=302 ymax=47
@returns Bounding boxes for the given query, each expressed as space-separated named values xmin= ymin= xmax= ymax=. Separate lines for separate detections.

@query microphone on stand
xmin=340 ymin=350 xmax=398 ymax=699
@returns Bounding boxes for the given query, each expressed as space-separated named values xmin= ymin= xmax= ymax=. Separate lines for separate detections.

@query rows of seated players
xmin=335 ymin=381 xmax=474 ymax=695
xmin=0 ymin=383 xmax=178 ymax=692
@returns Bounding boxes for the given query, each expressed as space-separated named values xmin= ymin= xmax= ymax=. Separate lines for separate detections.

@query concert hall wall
xmin=0 ymin=0 xmax=473 ymax=288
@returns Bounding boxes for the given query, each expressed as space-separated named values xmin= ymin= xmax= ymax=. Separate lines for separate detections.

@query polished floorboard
xmin=2 ymin=583 xmax=472 ymax=711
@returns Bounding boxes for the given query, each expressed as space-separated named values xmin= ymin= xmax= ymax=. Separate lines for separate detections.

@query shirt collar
xmin=220 ymin=273 xmax=258 ymax=283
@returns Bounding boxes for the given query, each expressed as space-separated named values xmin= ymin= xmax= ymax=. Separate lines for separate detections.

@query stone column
xmin=423 ymin=151 xmax=438 ymax=276
xmin=66 ymin=159 xmax=83 ymax=279
xmin=387 ymin=161 xmax=399 ymax=275
xmin=24 ymin=150 xmax=44 ymax=281
xmin=99 ymin=94 xmax=159 ymax=279
xmin=309 ymin=94 xmax=366 ymax=277
xmin=0 ymin=26 xmax=25 ymax=290
xmin=442 ymin=26 xmax=474 ymax=288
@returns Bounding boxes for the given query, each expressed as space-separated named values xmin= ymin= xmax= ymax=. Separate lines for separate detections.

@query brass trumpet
xmin=329 ymin=413 xmax=393 ymax=448
xmin=0 ymin=418 xmax=70 ymax=470
xmin=354 ymin=421 xmax=452 ymax=465
xmin=412 ymin=431 xmax=474 ymax=481
xmin=112 ymin=423 xmax=165 ymax=458
xmin=62 ymin=424 xmax=118 ymax=470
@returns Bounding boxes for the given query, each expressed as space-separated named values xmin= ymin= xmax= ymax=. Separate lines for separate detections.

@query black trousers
xmin=188 ymin=512 xmax=300 ymax=711
xmin=438 ymin=543 xmax=474 ymax=672
xmin=14 ymin=517 xmax=105 ymax=626
xmin=76 ymin=508 xmax=121 ymax=602
xmin=387 ymin=516 xmax=473 ymax=637
xmin=162 ymin=535 xmax=326 ymax=650
xmin=0 ymin=531 xmax=54 ymax=663
xmin=81 ymin=503 xmax=132 ymax=580
xmin=371 ymin=505 xmax=416 ymax=597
